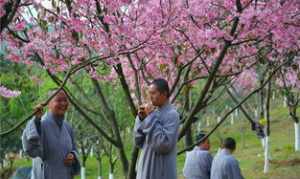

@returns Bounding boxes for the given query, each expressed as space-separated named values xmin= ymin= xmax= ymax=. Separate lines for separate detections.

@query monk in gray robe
xmin=134 ymin=78 xmax=180 ymax=179
xmin=211 ymin=137 xmax=244 ymax=179
xmin=22 ymin=89 xmax=80 ymax=179
xmin=183 ymin=132 xmax=213 ymax=179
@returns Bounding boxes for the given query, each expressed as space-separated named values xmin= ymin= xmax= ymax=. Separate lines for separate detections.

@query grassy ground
xmin=204 ymin=106 xmax=300 ymax=179
xmin=11 ymin=106 xmax=300 ymax=179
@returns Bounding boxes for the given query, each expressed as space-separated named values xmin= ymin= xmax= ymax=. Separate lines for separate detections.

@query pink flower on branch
xmin=0 ymin=0 xmax=299 ymax=93
xmin=0 ymin=0 xmax=8 ymax=18
xmin=233 ymin=69 xmax=258 ymax=92
xmin=0 ymin=85 xmax=21 ymax=98
xmin=14 ymin=20 xmax=26 ymax=31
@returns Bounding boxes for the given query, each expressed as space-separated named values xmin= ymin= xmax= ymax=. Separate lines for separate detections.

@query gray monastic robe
xmin=134 ymin=102 xmax=179 ymax=179
xmin=183 ymin=146 xmax=213 ymax=179
xmin=22 ymin=112 xmax=80 ymax=179
xmin=31 ymin=157 xmax=43 ymax=179
xmin=210 ymin=149 xmax=244 ymax=179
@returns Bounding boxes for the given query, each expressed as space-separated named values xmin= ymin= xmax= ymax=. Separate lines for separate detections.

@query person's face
xmin=200 ymin=139 xmax=210 ymax=150
xmin=48 ymin=91 xmax=69 ymax=116
xmin=149 ymin=84 xmax=168 ymax=107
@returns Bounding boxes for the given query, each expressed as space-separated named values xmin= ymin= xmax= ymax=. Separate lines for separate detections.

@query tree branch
xmin=177 ymin=59 xmax=288 ymax=155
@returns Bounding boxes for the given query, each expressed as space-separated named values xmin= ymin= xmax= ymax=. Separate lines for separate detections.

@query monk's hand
xmin=138 ymin=103 xmax=154 ymax=120
xmin=34 ymin=104 xmax=44 ymax=119
xmin=64 ymin=153 xmax=75 ymax=166
xmin=144 ymin=103 xmax=154 ymax=115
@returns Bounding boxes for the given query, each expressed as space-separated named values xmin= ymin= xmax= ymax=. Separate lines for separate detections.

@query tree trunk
xmin=230 ymin=114 xmax=234 ymax=125
xmin=288 ymin=100 xmax=299 ymax=152
xmin=109 ymin=155 xmax=116 ymax=179
xmin=185 ymin=128 xmax=193 ymax=148
xmin=295 ymin=122 xmax=300 ymax=151
xmin=91 ymin=79 xmax=129 ymax=175
xmin=128 ymin=146 xmax=139 ymax=179
xmin=97 ymin=157 xmax=103 ymax=179
xmin=259 ymin=79 xmax=266 ymax=149
xmin=263 ymin=136 xmax=270 ymax=173
xmin=117 ymin=146 xmax=129 ymax=175
xmin=109 ymin=173 xmax=114 ymax=179
xmin=206 ymin=118 xmax=210 ymax=126
xmin=283 ymin=97 xmax=287 ymax=107
xmin=81 ymin=155 xmax=88 ymax=179
xmin=81 ymin=167 xmax=86 ymax=179
xmin=264 ymin=80 xmax=272 ymax=173
xmin=90 ymin=147 xmax=94 ymax=157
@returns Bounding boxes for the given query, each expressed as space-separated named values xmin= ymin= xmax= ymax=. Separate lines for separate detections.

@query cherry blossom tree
xmin=277 ymin=54 xmax=300 ymax=151
xmin=0 ymin=0 xmax=299 ymax=178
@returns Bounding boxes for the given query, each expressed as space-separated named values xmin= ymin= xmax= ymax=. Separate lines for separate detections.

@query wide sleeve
xmin=151 ymin=111 xmax=179 ymax=155
xmin=133 ymin=112 xmax=158 ymax=148
xmin=68 ymin=126 xmax=81 ymax=176
xmin=134 ymin=116 xmax=146 ymax=148
xmin=22 ymin=117 xmax=44 ymax=159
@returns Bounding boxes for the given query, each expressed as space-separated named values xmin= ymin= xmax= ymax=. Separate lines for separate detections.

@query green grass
xmin=11 ymin=106 xmax=300 ymax=179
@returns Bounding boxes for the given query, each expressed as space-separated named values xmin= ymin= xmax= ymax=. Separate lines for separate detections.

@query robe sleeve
xmin=134 ymin=112 xmax=162 ymax=148
xmin=67 ymin=125 xmax=81 ymax=176
xmin=151 ymin=110 xmax=179 ymax=155
xmin=134 ymin=116 xmax=146 ymax=148
xmin=22 ymin=117 xmax=44 ymax=159
xmin=225 ymin=158 xmax=244 ymax=179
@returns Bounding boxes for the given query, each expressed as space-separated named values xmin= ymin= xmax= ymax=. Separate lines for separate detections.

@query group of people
xmin=134 ymin=78 xmax=244 ymax=179
xmin=22 ymin=78 xmax=243 ymax=179
xmin=183 ymin=134 xmax=244 ymax=179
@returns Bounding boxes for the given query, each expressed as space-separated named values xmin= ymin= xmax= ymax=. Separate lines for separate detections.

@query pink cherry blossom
xmin=0 ymin=0 xmax=299 ymax=95
xmin=0 ymin=85 xmax=21 ymax=98
xmin=14 ymin=20 xmax=26 ymax=31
